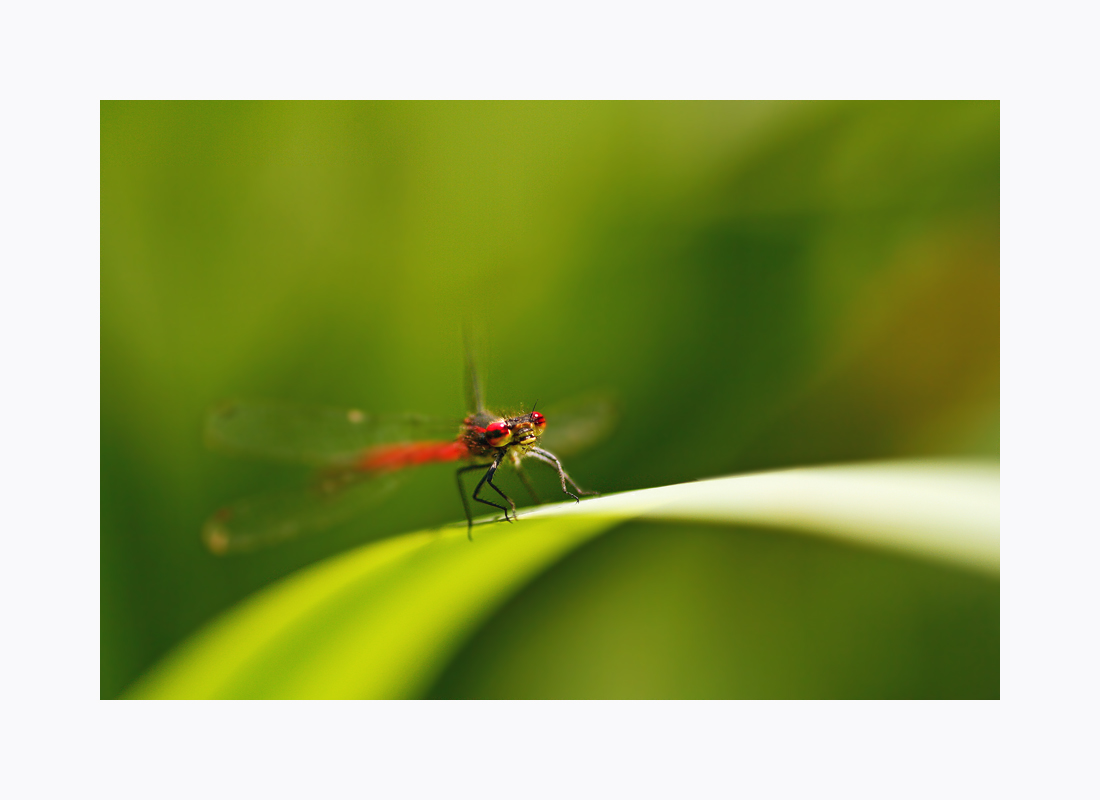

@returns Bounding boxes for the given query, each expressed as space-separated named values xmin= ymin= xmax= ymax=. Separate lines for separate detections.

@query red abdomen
xmin=357 ymin=440 xmax=469 ymax=473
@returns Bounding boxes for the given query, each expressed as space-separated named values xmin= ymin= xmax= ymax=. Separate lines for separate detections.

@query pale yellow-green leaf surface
xmin=524 ymin=459 xmax=1000 ymax=573
xmin=127 ymin=459 xmax=998 ymax=699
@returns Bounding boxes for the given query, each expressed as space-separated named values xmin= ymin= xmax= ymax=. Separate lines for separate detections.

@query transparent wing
xmin=205 ymin=400 xmax=462 ymax=467
xmin=538 ymin=392 xmax=619 ymax=459
xmin=202 ymin=472 xmax=404 ymax=555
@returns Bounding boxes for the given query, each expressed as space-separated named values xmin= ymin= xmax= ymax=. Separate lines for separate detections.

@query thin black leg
xmin=455 ymin=463 xmax=487 ymax=533
xmin=484 ymin=472 xmax=517 ymax=518
xmin=457 ymin=456 xmax=511 ymax=541
xmin=475 ymin=456 xmax=516 ymax=522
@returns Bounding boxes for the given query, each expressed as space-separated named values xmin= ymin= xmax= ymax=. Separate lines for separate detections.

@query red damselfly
xmin=202 ymin=359 xmax=611 ymax=554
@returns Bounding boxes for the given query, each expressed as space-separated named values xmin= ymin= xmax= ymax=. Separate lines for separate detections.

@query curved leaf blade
xmin=525 ymin=459 xmax=1000 ymax=574
xmin=127 ymin=459 xmax=998 ymax=699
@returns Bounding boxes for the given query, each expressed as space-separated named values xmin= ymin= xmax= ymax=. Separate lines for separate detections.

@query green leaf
xmin=126 ymin=459 xmax=997 ymax=699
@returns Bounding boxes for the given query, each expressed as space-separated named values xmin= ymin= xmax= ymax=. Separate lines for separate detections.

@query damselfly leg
xmin=456 ymin=456 xmax=518 ymax=539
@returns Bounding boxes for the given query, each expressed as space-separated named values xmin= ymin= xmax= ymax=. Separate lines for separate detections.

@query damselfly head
xmin=465 ymin=410 xmax=548 ymax=452
xmin=507 ymin=411 xmax=546 ymax=449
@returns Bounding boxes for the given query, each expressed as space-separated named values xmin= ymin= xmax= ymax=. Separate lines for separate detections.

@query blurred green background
xmin=101 ymin=101 xmax=999 ymax=699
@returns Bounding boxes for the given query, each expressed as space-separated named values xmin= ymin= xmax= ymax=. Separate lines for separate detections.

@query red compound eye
xmin=484 ymin=421 xmax=513 ymax=446
xmin=530 ymin=411 xmax=546 ymax=430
